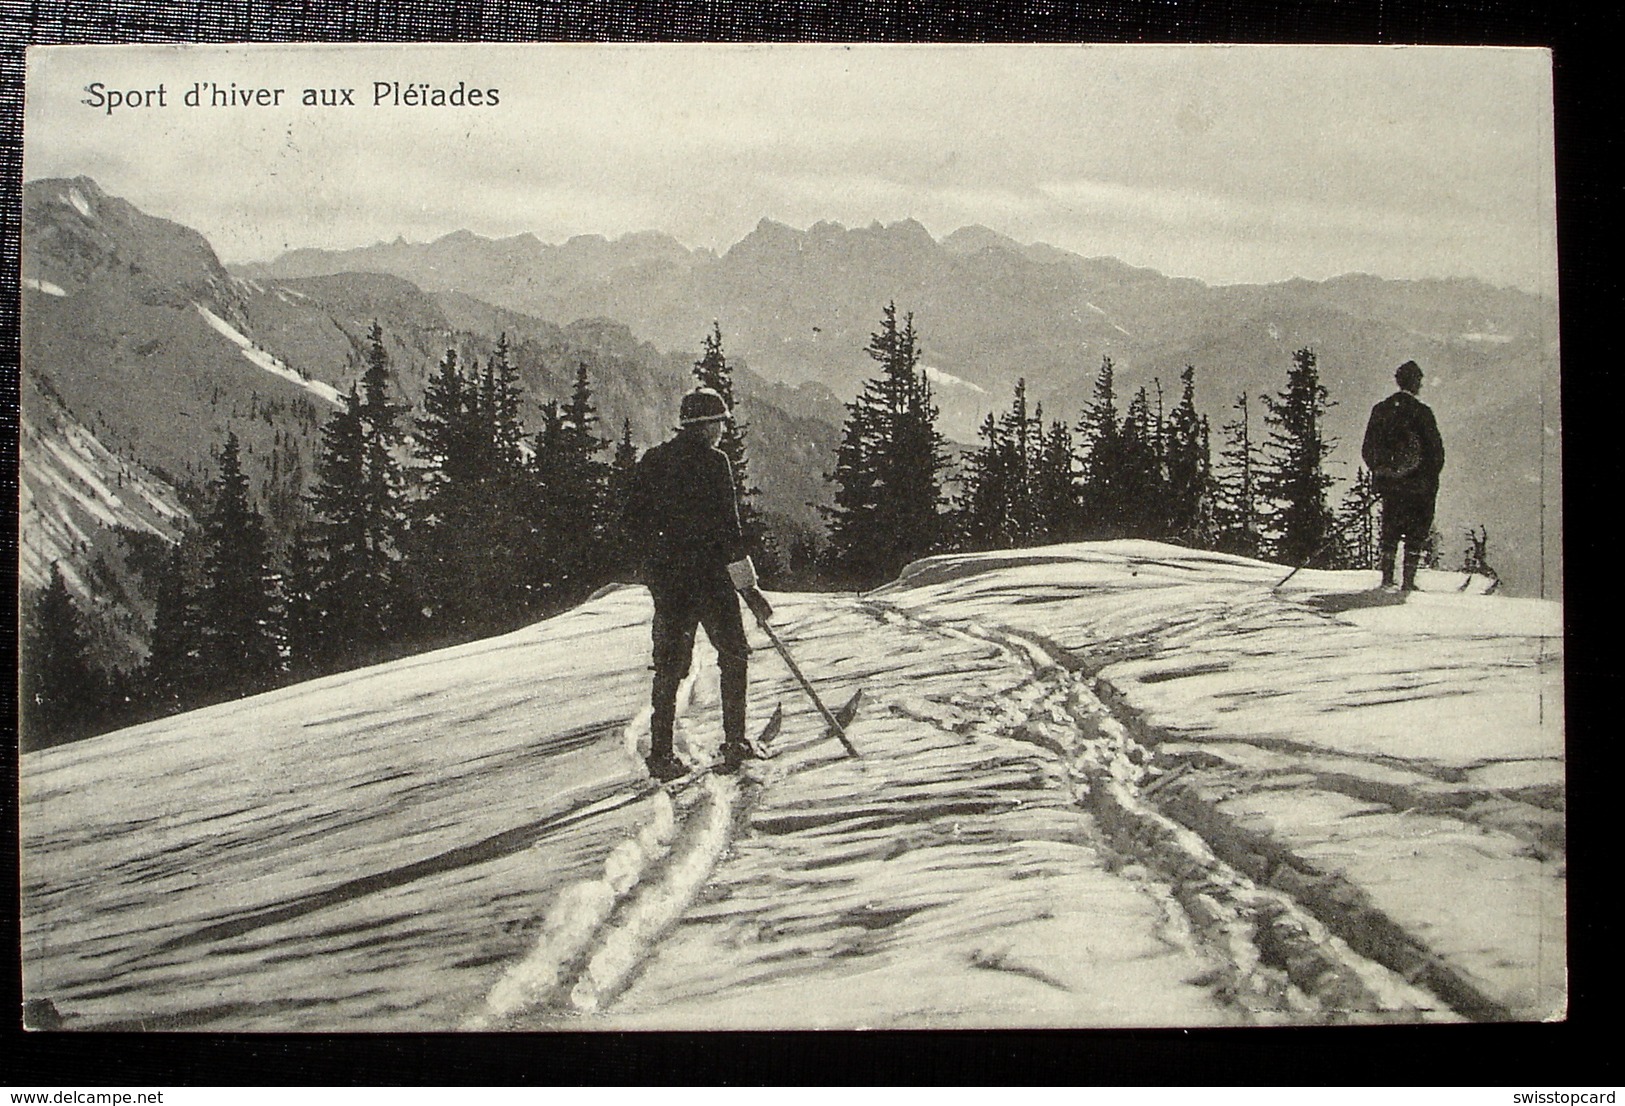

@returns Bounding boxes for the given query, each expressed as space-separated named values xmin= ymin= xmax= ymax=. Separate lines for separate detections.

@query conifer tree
xmin=1075 ymin=356 xmax=1126 ymax=539
xmin=263 ymin=429 xmax=308 ymax=544
xmin=1196 ymin=415 xmax=1215 ymax=543
xmin=198 ymin=432 xmax=284 ymax=697
xmin=409 ymin=343 xmax=533 ymax=636
xmin=959 ymin=411 xmax=1015 ymax=552
xmin=825 ymin=398 xmax=882 ymax=573
xmin=959 ymin=379 xmax=1046 ymax=551
xmin=1118 ymin=385 xmax=1167 ymax=537
xmin=303 ymin=325 xmax=411 ymax=666
xmin=605 ymin=417 xmax=642 ymax=578
xmin=1007 ymin=384 xmax=1040 ymax=545
xmin=1259 ymin=347 xmax=1339 ymax=567
xmin=282 ymin=531 xmax=324 ymax=681
xmin=472 ymin=337 xmax=539 ymax=624
xmin=562 ymin=362 xmax=611 ymax=583
xmin=304 ymin=385 xmax=368 ymax=662
xmin=1032 ymin=417 xmax=1079 ymax=543
xmin=465 ymin=453 xmax=538 ymax=627
xmin=530 ymin=396 xmax=565 ymax=576
xmin=357 ymin=323 xmax=409 ymax=590
xmin=563 ymin=363 xmax=606 ymax=463
xmin=487 ymin=334 xmax=526 ymax=469
xmin=21 ymin=564 xmax=104 ymax=749
xmin=1336 ymin=468 xmax=1379 ymax=569
xmin=823 ymin=303 xmax=947 ymax=586
xmin=144 ymin=530 xmax=209 ymax=714
xmin=1215 ymin=393 xmax=1264 ymax=557
xmin=1152 ymin=376 xmax=1168 ymax=475
xmin=415 ymin=348 xmax=478 ymax=503
xmin=530 ymin=365 xmax=612 ymax=604
xmin=1165 ymin=366 xmax=1214 ymax=545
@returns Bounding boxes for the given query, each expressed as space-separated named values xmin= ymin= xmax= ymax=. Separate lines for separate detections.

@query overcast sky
xmin=25 ymin=43 xmax=1557 ymax=295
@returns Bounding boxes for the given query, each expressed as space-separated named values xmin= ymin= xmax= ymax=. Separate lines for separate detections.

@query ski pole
xmin=1275 ymin=493 xmax=1380 ymax=589
xmin=743 ymin=590 xmax=859 ymax=757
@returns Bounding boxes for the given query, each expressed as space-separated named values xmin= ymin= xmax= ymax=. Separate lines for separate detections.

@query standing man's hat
xmin=680 ymin=387 xmax=730 ymax=426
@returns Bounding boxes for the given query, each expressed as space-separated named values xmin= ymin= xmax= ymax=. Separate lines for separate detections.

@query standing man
xmin=1362 ymin=360 xmax=1445 ymax=591
xmin=626 ymin=386 xmax=765 ymax=781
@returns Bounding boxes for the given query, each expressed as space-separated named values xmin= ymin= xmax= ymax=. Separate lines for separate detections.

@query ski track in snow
xmin=870 ymin=542 xmax=1565 ymax=1021
xmin=467 ymin=791 xmax=681 ymax=1027
xmin=525 ymin=585 xmax=1437 ymax=1028
xmin=20 ymin=546 xmax=1563 ymax=1028
xmin=464 ymin=658 xmax=746 ymax=1027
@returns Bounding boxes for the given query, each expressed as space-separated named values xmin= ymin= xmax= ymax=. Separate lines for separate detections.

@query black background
xmin=1 ymin=0 xmax=1612 ymax=1087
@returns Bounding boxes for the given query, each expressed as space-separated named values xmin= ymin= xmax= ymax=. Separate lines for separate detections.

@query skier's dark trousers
xmin=627 ymin=387 xmax=757 ymax=781
xmin=1361 ymin=360 xmax=1445 ymax=591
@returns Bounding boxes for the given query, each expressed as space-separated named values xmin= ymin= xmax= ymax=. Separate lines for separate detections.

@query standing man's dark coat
xmin=1361 ymin=360 xmax=1445 ymax=590
xmin=624 ymin=387 xmax=755 ymax=780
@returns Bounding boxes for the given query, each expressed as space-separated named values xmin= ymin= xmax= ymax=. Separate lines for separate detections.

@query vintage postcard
xmin=18 ymin=43 xmax=1562 ymax=1031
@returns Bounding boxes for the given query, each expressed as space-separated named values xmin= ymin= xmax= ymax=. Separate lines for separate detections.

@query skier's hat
xmin=679 ymin=386 xmax=731 ymax=426
xmin=1395 ymin=360 xmax=1423 ymax=390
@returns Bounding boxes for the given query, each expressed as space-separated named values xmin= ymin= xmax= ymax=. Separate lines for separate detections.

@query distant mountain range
xmin=19 ymin=177 xmax=840 ymax=667
xmin=238 ymin=213 xmax=1554 ymax=410
xmin=240 ymin=209 xmax=1561 ymax=598
xmin=21 ymin=175 xmax=1562 ymax=673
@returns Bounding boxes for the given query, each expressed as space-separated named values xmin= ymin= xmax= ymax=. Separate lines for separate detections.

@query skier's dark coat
xmin=1361 ymin=391 xmax=1445 ymax=499
xmin=625 ymin=428 xmax=750 ymax=756
xmin=627 ymin=430 xmax=748 ymax=584
xmin=1362 ymin=389 xmax=1446 ymax=585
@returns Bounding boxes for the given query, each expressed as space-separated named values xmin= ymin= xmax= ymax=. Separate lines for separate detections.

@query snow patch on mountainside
xmin=923 ymin=365 xmax=987 ymax=394
xmin=25 ymin=277 xmax=67 ymax=297
xmin=20 ymin=407 xmax=188 ymax=595
xmin=67 ymin=188 xmax=94 ymax=219
xmin=1084 ymin=300 xmax=1133 ymax=337
xmin=195 ymin=303 xmax=345 ymax=406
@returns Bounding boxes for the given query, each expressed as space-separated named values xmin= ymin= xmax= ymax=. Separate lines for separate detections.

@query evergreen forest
xmin=23 ymin=308 xmax=1470 ymax=750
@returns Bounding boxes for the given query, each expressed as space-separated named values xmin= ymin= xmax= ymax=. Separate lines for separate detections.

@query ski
xmin=747 ymin=702 xmax=784 ymax=758
xmin=653 ymin=700 xmax=787 ymax=787
xmin=742 ymin=592 xmax=861 ymax=757
xmin=523 ymin=706 xmax=786 ymax=839
xmin=641 ymin=703 xmax=787 ymax=794
xmin=830 ymin=687 xmax=864 ymax=736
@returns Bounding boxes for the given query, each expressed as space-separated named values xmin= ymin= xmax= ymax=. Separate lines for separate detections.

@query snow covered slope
xmin=872 ymin=542 xmax=1564 ymax=1021
xmin=20 ymin=542 xmax=1562 ymax=1029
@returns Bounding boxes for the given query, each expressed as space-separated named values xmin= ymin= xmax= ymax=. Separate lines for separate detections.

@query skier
xmin=625 ymin=386 xmax=767 ymax=781
xmin=1361 ymin=360 xmax=1445 ymax=591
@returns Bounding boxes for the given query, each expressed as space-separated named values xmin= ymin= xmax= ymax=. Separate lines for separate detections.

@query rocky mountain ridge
xmin=241 ymin=209 xmax=1561 ymax=597
xmin=20 ymin=177 xmax=841 ymax=670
